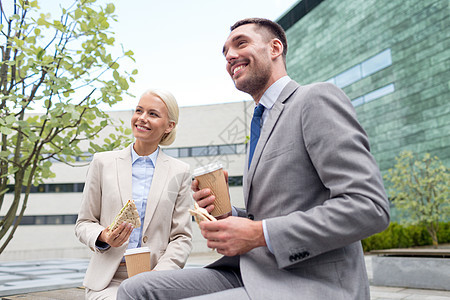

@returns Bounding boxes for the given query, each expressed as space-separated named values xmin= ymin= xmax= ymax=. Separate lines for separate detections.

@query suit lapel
xmin=244 ymin=81 xmax=300 ymax=205
xmin=142 ymin=150 xmax=170 ymax=233
xmin=117 ymin=145 xmax=133 ymax=207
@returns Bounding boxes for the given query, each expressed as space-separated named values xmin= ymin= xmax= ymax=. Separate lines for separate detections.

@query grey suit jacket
xmin=210 ymin=81 xmax=390 ymax=300
xmin=75 ymin=145 xmax=193 ymax=291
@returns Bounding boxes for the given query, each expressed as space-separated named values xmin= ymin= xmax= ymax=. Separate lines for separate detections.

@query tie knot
xmin=254 ymin=104 xmax=265 ymax=117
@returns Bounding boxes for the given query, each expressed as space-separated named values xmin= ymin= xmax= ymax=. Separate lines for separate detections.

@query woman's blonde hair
xmin=141 ymin=89 xmax=179 ymax=146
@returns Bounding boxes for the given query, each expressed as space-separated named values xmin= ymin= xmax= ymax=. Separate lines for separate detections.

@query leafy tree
xmin=0 ymin=0 xmax=136 ymax=253
xmin=385 ymin=151 xmax=450 ymax=248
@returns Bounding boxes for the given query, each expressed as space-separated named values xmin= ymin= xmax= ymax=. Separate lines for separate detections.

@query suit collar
xmin=244 ymin=80 xmax=300 ymax=204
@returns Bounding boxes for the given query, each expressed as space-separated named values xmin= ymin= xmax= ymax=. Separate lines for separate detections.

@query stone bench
xmin=370 ymin=248 xmax=450 ymax=291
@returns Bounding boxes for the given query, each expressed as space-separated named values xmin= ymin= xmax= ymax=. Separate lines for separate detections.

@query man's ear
xmin=270 ymin=38 xmax=284 ymax=60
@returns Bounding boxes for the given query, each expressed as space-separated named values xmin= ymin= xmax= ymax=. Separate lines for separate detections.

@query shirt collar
xmin=259 ymin=76 xmax=291 ymax=110
xmin=131 ymin=144 xmax=159 ymax=166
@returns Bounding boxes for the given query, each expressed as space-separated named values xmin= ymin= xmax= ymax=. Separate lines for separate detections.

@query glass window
xmin=191 ymin=146 xmax=209 ymax=156
xmin=178 ymin=148 xmax=190 ymax=157
xmin=49 ymin=184 xmax=75 ymax=193
xmin=29 ymin=185 xmax=39 ymax=193
xmin=335 ymin=65 xmax=362 ymax=88
xmin=219 ymin=145 xmax=235 ymax=155
xmin=363 ymin=83 xmax=395 ymax=103
xmin=5 ymin=185 xmax=13 ymax=193
xmin=162 ymin=148 xmax=179 ymax=157
xmin=74 ymin=183 xmax=85 ymax=193
xmin=47 ymin=215 xmax=63 ymax=225
xmin=228 ymin=176 xmax=243 ymax=186
xmin=362 ymin=49 xmax=392 ymax=77
xmin=19 ymin=216 xmax=35 ymax=225
xmin=207 ymin=146 xmax=219 ymax=156
xmin=352 ymin=97 xmax=364 ymax=107
xmin=63 ymin=215 xmax=78 ymax=224
xmin=325 ymin=48 xmax=392 ymax=88
xmin=35 ymin=216 xmax=46 ymax=225
xmin=325 ymin=77 xmax=335 ymax=85
xmin=236 ymin=144 xmax=246 ymax=154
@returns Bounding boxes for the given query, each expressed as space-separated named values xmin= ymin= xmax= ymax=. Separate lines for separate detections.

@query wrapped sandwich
xmin=189 ymin=202 xmax=217 ymax=224
xmin=108 ymin=200 xmax=141 ymax=234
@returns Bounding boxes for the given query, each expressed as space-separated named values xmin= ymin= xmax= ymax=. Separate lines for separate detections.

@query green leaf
xmin=0 ymin=151 xmax=11 ymax=158
xmin=113 ymin=70 xmax=119 ymax=81
xmin=37 ymin=48 xmax=45 ymax=60
xmin=110 ymin=62 xmax=119 ymax=70
xmin=5 ymin=114 xmax=16 ymax=125
xmin=118 ymin=77 xmax=129 ymax=90
xmin=105 ymin=3 xmax=115 ymax=14
xmin=0 ymin=126 xmax=13 ymax=135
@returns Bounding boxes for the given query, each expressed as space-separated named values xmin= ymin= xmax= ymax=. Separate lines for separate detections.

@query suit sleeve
xmin=74 ymin=154 xmax=108 ymax=253
xmin=266 ymin=83 xmax=390 ymax=269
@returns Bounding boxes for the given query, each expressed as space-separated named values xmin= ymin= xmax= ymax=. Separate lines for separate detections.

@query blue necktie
xmin=248 ymin=104 xmax=265 ymax=168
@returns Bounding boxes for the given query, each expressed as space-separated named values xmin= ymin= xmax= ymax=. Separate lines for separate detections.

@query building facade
xmin=279 ymin=0 xmax=450 ymax=172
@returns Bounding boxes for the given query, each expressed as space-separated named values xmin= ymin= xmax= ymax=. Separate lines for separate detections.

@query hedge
xmin=362 ymin=222 xmax=450 ymax=252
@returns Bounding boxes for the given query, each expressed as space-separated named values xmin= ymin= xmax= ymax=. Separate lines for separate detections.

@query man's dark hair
xmin=230 ymin=18 xmax=288 ymax=63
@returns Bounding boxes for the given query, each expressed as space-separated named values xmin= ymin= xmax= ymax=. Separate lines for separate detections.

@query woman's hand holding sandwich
xmin=98 ymin=222 xmax=133 ymax=247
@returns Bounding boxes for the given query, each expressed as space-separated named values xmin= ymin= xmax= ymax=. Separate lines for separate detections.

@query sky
xmin=106 ymin=0 xmax=300 ymax=110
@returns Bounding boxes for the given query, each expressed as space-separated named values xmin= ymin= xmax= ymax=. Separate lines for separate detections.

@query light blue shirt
xmin=256 ymin=75 xmax=291 ymax=253
xmin=128 ymin=145 xmax=159 ymax=249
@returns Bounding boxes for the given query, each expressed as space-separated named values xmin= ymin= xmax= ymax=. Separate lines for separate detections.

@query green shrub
xmin=362 ymin=222 xmax=450 ymax=252
xmin=384 ymin=151 xmax=449 ymax=248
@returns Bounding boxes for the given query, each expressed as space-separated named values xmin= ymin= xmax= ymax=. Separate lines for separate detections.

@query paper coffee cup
xmin=124 ymin=247 xmax=151 ymax=277
xmin=193 ymin=162 xmax=231 ymax=217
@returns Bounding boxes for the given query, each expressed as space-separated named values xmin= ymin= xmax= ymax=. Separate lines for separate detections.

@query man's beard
xmin=234 ymin=62 xmax=272 ymax=97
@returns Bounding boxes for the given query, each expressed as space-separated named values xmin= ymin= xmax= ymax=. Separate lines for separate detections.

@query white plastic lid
xmin=192 ymin=162 xmax=223 ymax=177
xmin=124 ymin=246 xmax=150 ymax=256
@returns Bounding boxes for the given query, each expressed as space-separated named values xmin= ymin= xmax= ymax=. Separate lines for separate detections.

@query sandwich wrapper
xmin=189 ymin=202 xmax=217 ymax=224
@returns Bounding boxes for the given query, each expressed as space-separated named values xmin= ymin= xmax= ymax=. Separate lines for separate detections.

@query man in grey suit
xmin=118 ymin=18 xmax=390 ymax=300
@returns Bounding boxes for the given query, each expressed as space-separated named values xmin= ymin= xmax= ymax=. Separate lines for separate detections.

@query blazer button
xmin=143 ymin=236 xmax=148 ymax=243
xmin=248 ymin=214 xmax=254 ymax=220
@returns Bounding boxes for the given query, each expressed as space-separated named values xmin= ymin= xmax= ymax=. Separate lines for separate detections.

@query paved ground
xmin=1 ymin=252 xmax=449 ymax=299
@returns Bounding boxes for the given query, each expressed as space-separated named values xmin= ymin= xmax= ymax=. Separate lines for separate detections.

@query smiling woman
xmin=131 ymin=90 xmax=179 ymax=156
xmin=75 ymin=88 xmax=192 ymax=300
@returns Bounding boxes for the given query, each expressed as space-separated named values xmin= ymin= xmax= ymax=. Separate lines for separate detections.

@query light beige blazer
xmin=75 ymin=145 xmax=193 ymax=291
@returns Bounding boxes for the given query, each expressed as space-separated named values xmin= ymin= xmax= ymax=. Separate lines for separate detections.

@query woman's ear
xmin=165 ymin=121 xmax=175 ymax=133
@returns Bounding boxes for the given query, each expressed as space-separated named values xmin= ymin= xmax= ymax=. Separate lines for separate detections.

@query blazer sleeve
xmin=74 ymin=154 xmax=108 ymax=253
xmin=266 ymin=83 xmax=390 ymax=269
xmin=153 ymin=163 xmax=193 ymax=270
